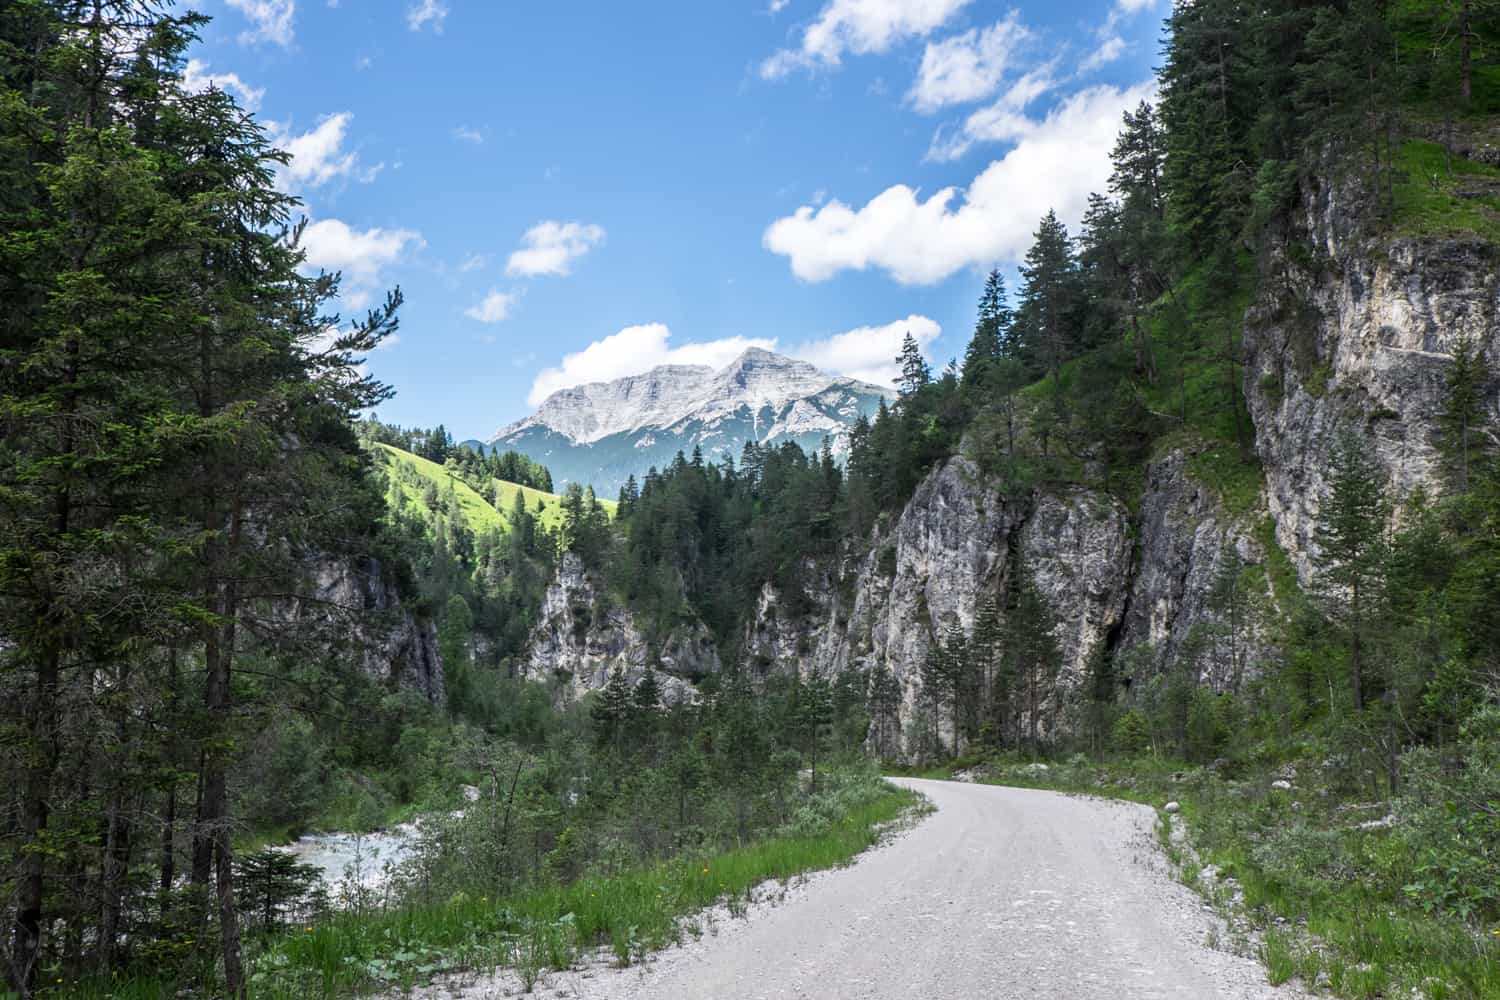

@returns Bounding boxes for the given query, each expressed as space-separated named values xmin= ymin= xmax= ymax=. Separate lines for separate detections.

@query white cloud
xmin=300 ymin=218 xmax=423 ymax=309
xmin=227 ymin=0 xmax=295 ymax=46
xmin=407 ymin=0 xmax=447 ymax=32
xmin=526 ymin=316 xmax=940 ymax=403
xmin=459 ymin=253 xmax=490 ymax=273
xmin=275 ymin=113 xmax=359 ymax=187
xmin=769 ymin=0 xmax=791 ymax=11
xmin=506 ymin=221 xmax=606 ymax=278
xmin=925 ymin=62 xmax=1057 ymax=161
xmin=1081 ymin=35 xmax=1126 ymax=72
xmin=451 ymin=125 xmax=484 ymax=144
xmin=906 ymin=14 xmax=1029 ymax=113
xmin=764 ymin=80 xmax=1155 ymax=285
xmin=788 ymin=315 xmax=940 ymax=386
xmin=181 ymin=59 xmax=265 ymax=111
xmin=464 ymin=289 xmax=518 ymax=324
xmin=527 ymin=325 xmax=776 ymax=405
xmin=1115 ymin=0 xmax=1158 ymax=12
xmin=761 ymin=0 xmax=971 ymax=78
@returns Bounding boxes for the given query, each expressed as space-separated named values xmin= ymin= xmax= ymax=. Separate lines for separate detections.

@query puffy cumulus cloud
xmin=506 ymin=221 xmax=606 ymax=278
xmin=788 ymin=314 xmax=940 ymax=386
xmin=275 ymin=113 xmax=361 ymax=188
xmin=906 ymin=14 xmax=1029 ymax=113
xmin=761 ymin=0 xmax=971 ymax=78
xmin=182 ymin=59 xmax=265 ymax=111
xmin=764 ymin=80 xmax=1155 ymax=285
xmin=300 ymin=218 xmax=423 ymax=310
xmin=407 ymin=0 xmax=447 ymax=32
xmin=227 ymin=0 xmax=295 ymax=47
xmin=527 ymin=325 xmax=775 ymax=406
xmin=464 ymin=289 xmax=518 ymax=324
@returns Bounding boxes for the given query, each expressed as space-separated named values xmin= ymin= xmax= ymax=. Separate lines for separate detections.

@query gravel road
xmin=435 ymin=778 xmax=1307 ymax=1000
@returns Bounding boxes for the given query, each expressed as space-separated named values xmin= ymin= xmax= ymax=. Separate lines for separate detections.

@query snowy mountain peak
xmin=489 ymin=348 xmax=893 ymax=494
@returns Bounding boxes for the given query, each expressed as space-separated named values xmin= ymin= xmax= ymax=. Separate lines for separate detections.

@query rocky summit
xmin=486 ymin=347 xmax=892 ymax=495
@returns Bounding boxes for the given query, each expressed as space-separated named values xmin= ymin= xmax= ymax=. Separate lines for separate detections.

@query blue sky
xmin=187 ymin=0 xmax=1164 ymax=439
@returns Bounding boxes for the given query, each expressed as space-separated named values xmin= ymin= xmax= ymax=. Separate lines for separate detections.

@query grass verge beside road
xmin=59 ymin=772 xmax=918 ymax=999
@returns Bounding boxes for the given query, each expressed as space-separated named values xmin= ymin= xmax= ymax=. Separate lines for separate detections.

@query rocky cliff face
xmin=1243 ymin=179 xmax=1500 ymax=582
xmin=522 ymin=553 xmax=718 ymax=703
xmin=520 ymin=183 xmax=1495 ymax=749
xmin=737 ymin=457 xmax=1131 ymax=738
xmin=1118 ymin=448 xmax=1275 ymax=691
xmin=306 ymin=557 xmax=445 ymax=703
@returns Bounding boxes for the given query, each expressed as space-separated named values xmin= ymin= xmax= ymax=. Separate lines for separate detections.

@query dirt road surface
xmin=442 ymin=778 xmax=1308 ymax=999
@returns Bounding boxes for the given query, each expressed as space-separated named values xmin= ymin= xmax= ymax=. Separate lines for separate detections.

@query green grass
xmin=1392 ymin=140 xmax=1500 ymax=242
xmin=371 ymin=443 xmax=615 ymax=536
xmin=61 ymin=780 xmax=917 ymax=999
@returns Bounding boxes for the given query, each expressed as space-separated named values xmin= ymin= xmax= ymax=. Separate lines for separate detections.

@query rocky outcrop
xmin=307 ymin=557 xmax=444 ymax=703
xmin=523 ymin=553 xmax=718 ymax=703
xmin=1243 ymin=178 xmax=1500 ymax=582
xmin=738 ymin=456 xmax=1131 ymax=739
xmin=1019 ymin=488 xmax=1132 ymax=688
xmin=1117 ymin=448 xmax=1274 ymax=690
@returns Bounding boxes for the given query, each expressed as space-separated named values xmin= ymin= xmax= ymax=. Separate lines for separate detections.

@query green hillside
xmin=372 ymin=442 xmax=613 ymax=535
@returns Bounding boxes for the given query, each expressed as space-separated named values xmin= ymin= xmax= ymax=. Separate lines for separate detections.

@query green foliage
xmin=372 ymin=442 xmax=577 ymax=536
xmin=1111 ymin=710 xmax=1152 ymax=754
xmin=1396 ymin=706 xmax=1500 ymax=924
xmin=1392 ymin=140 xmax=1500 ymax=240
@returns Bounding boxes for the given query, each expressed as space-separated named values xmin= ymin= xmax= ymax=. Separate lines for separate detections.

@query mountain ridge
xmin=487 ymin=347 xmax=893 ymax=495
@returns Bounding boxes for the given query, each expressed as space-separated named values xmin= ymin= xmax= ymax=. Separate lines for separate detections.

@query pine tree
xmin=1017 ymin=210 xmax=1081 ymax=382
xmin=591 ymin=668 xmax=633 ymax=752
xmin=1016 ymin=211 xmax=1082 ymax=457
xmin=970 ymin=596 xmax=1004 ymax=746
xmin=961 ymin=270 xmax=1011 ymax=396
xmin=942 ymin=617 xmax=974 ymax=753
xmin=918 ymin=641 xmax=952 ymax=757
xmin=1441 ymin=335 xmax=1489 ymax=491
xmin=896 ymin=333 xmax=931 ymax=398
xmin=866 ymin=664 xmax=903 ymax=759
xmin=1315 ymin=433 xmax=1391 ymax=712
xmin=1004 ymin=561 xmax=1062 ymax=748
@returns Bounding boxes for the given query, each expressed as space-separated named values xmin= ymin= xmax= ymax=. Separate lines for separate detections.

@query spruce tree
xmin=1314 ymin=433 xmax=1391 ymax=712
xmin=961 ymin=269 xmax=1011 ymax=396
xmin=896 ymin=332 xmax=931 ymax=397
xmin=1441 ymin=336 xmax=1489 ymax=491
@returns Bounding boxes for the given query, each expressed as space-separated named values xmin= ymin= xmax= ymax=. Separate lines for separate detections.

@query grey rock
xmin=1164 ymin=801 xmax=1182 ymax=815
xmin=1118 ymin=447 xmax=1273 ymax=690
xmin=304 ymin=557 xmax=444 ymax=703
xmin=523 ymin=552 xmax=718 ymax=703
xmin=1243 ymin=177 xmax=1500 ymax=585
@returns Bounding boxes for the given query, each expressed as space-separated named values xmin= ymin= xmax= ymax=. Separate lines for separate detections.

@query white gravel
xmin=422 ymin=778 xmax=1308 ymax=999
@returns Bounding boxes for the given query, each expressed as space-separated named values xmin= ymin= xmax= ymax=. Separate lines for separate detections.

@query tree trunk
xmin=9 ymin=647 xmax=60 ymax=999
xmin=1462 ymin=0 xmax=1473 ymax=106
xmin=199 ymin=498 xmax=245 ymax=997
xmin=1350 ymin=585 xmax=1366 ymax=712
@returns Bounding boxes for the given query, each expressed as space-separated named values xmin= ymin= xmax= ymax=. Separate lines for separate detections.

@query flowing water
xmin=278 ymin=824 xmax=418 ymax=892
